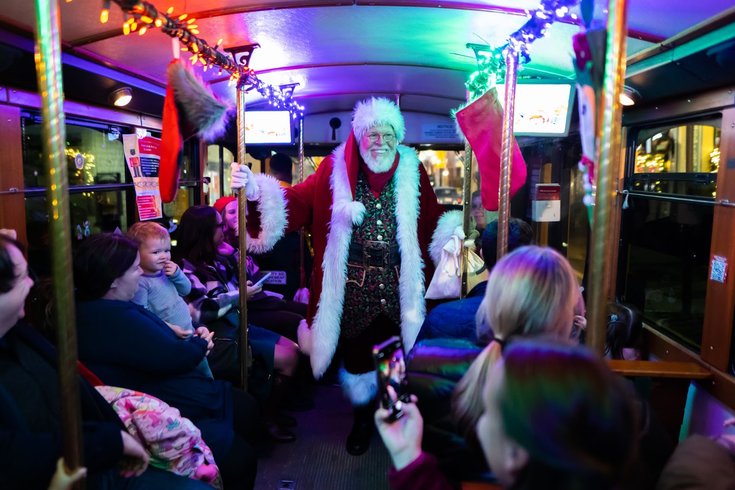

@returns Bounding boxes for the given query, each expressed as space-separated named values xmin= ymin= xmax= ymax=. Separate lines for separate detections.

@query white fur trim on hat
xmin=352 ymin=97 xmax=406 ymax=143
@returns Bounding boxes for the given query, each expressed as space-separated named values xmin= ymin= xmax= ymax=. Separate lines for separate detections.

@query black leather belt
xmin=348 ymin=240 xmax=400 ymax=268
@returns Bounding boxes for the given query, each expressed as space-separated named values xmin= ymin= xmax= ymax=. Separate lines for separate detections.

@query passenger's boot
xmin=346 ymin=401 xmax=374 ymax=456
xmin=283 ymin=352 xmax=316 ymax=412
xmin=265 ymin=374 xmax=297 ymax=443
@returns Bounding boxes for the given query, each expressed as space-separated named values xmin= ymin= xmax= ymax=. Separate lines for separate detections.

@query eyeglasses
xmin=367 ymin=132 xmax=396 ymax=144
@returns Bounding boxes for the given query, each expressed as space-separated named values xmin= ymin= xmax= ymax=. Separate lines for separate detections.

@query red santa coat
xmin=246 ymin=132 xmax=462 ymax=402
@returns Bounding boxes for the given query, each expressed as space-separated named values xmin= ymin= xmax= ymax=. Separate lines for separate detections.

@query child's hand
xmin=165 ymin=321 xmax=192 ymax=339
xmin=163 ymin=261 xmax=179 ymax=276
xmin=196 ymin=326 xmax=215 ymax=354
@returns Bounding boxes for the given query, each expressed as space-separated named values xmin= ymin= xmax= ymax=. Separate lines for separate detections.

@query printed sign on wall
xmin=123 ymin=133 xmax=163 ymax=221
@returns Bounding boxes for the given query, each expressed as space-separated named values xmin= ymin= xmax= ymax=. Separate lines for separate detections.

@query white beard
xmin=360 ymin=147 xmax=397 ymax=173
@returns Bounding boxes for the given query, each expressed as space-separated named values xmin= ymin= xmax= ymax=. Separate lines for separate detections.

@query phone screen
xmin=253 ymin=272 xmax=272 ymax=288
xmin=373 ymin=336 xmax=410 ymax=421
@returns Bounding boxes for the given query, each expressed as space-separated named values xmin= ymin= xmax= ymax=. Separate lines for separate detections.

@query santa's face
xmin=359 ymin=124 xmax=397 ymax=173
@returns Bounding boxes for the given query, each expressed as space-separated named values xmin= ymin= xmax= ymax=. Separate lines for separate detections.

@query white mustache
xmin=361 ymin=148 xmax=396 ymax=173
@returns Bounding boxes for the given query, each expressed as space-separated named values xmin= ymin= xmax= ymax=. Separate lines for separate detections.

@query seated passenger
xmin=0 ymin=234 xmax=210 ymax=490
xmin=416 ymin=218 xmax=533 ymax=343
xmin=378 ymin=339 xmax=639 ymax=490
xmin=213 ymin=196 xmax=307 ymax=342
xmin=72 ymin=233 xmax=259 ymax=489
xmin=174 ymin=205 xmax=300 ymax=443
xmin=254 ymin=153 xmax=312 ymax=301
xmin=407 ymin=245 xmax=582 ymax=481
xmin=127 ymin=221 xmax=214 ymax=378
xmin=452 ymin=245 xmax=583 ymax=439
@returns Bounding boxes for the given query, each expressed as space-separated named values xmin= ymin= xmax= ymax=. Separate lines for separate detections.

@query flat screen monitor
xmin=244 ymin=110 xmax=293 ymax=145
xmin=495 ymin=83 xmax=575 ymax=137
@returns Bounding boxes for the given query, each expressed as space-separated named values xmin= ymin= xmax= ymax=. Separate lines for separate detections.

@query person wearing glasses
xmin=230 ymin=97 xmax=464 ymax=455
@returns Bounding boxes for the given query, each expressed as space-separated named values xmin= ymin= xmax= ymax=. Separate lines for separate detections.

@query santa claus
xmin=231 ymin=97 xmax=463 ymax=454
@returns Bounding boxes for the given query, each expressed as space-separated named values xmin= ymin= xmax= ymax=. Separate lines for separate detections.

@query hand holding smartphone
xmin=373 ymin=336 xmax=411 ymax=422
xmin=252 ymin=272 xmax=272 ymax=288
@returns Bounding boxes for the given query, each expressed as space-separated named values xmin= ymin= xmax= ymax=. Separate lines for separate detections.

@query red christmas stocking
xmin=159 ymin=61 xmax=183 ymax=204
xmin=455 ymin=88 xmax=527 ymax=211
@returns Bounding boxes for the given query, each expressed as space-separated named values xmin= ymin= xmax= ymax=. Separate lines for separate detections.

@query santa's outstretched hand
xmin=230 ymin=162 xmax=260 ymax=200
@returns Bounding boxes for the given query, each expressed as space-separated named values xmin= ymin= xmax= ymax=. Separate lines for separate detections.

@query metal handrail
xmin=620 ymin=189 xmax=716 ymax=206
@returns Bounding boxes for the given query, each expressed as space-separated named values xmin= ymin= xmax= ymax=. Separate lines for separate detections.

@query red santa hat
xmin=159 ymin=59 xmax=232 ymax=203
xmin=213 ymin=195 xmax=236 ymax=214
xmin=351 ymin=97 xmax=406 ymax=144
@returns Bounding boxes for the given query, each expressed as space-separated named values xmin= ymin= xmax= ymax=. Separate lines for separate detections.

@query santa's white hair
xmin=352 ymin=97 xmax=406 ymax=143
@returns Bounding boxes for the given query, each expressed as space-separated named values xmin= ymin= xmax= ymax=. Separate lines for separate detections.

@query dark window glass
xmin=25 ymin=190 xmax=133 ymax=277
xmin=21 ymin=113 xmax=200 ymax=277
xmin=622 ymin=115 xmax=721 ymax=351
xmin=620 ymin=196 xmax=713 ymax=351
xmin=22 ymin=115 xmax=130 ymax=188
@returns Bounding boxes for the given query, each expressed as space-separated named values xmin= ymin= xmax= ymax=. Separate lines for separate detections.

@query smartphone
xmin=373 ymin=336 xmax=410 ymax=422
xmin=252 ymin=272 xmax=272 ymax=288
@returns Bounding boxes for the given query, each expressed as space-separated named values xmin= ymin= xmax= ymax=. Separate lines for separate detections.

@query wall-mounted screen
xmin=495 ymin=83 xmax=575 ymax=137
xmin=245 ymin=110 xmax=293 ymax=145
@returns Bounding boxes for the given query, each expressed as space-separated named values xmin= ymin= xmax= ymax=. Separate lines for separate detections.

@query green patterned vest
xmin=341 ymin=172 xmax=402 ymax=339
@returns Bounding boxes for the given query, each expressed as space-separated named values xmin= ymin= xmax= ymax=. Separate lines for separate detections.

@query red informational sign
xmin=136 ymin=195 xmax=161 ymax=221
xmin=532 ymin=183 xmax=561 ymax=222
xmin=535 ymin=183 xmax=561 ymax=201
xmin=138 ymin=136 xmax=161 ymax=156
xmin=123 ymin=133 xmax=163 ymax=221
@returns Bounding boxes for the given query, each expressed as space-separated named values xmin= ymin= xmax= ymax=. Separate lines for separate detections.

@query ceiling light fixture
xmin=110 ymin=87 xmax=133 ymax=107
xmin=620 ymin=85 xmax=641 ymax=107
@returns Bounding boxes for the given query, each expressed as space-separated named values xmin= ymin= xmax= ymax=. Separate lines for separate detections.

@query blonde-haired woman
xmin=453 ymin=245 xmax=583 ymax=440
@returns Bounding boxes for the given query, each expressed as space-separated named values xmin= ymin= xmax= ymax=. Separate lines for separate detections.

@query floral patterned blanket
xmin=96 ymin=385 xmax=221 ymax=488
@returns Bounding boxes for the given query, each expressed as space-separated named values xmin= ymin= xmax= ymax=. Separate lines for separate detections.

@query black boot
xmin=265 ymin=374 xmax=297 ymax=443
xmin=346 ymin=402 xmax=374 ymax=456
xmin=283 ymin=352 xmax=316 ymax=412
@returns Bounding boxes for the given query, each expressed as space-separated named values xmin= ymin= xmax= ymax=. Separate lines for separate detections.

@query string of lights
xmin=96 ymin=0 xmax=304 ymax=116
xmin=466 ymin=0 xmax=581 ymax=99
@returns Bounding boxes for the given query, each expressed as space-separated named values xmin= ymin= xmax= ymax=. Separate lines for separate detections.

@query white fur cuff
xmin=339 ymin=369 xmax=378 ymax=405
xmin=246 ymin=174 xmax=287 ymax=254
xmin=429 ymin=210 xmax=464 ymax=265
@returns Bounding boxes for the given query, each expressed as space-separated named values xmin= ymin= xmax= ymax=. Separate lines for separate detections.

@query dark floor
xmin=254 ymin=383 xmax=392 ymax=490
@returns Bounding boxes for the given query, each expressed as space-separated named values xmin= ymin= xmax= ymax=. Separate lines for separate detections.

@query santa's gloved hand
xmin=230 ymin=162 xmax=260 ymax=200
xmin=451 ymin=225 xmax=478 ymax=249
xmin=466 ymin=228 xmax=480 ymax=244
xmin=452 ymin=226 xmax=466 ymax=240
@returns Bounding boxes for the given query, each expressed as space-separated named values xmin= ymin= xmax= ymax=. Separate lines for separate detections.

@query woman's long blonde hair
xmin=453 ymin=246 xmax=581 ymax=439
